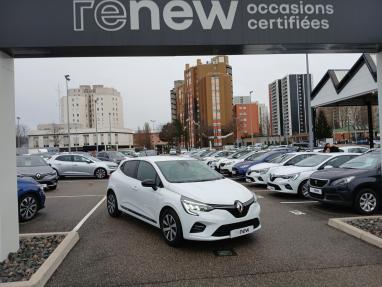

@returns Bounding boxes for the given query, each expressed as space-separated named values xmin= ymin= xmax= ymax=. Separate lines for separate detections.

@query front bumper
xmin=308 ymin=185 xmax=353 ymax=206
xmin=181 ymin=202 xmax=261 ymax=241
xmin=266 ymin=178 xmax=298 ymax=194
xmin=246 ymin=172 xmax=268 ymax=185
xmin=36 ymin=175 xmax=58 ymax=190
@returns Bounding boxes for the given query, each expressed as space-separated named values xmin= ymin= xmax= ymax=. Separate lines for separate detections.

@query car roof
xmin=124 ymin=156 xmax=194 ymax=164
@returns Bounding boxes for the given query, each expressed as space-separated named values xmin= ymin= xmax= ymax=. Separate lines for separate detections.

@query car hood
xmin=311 ymin=168 xmax=370 ymax=180
xmin=249 ymin=162 xmax=278 ymax=171
xmin=271 ymin=166 xmax=314 ymax=176
xmin=167 ymin=178 xmax=253 ymax=205
xmin=235 ymin=160 xmax=262 ymax=169
xmin=17 ymin=166 xmax=54 ymax=176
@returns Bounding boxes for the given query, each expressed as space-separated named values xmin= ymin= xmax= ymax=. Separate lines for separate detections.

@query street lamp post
xmin=249 ymin=90 xmax=254 ymax=146
xmin=95 ymin=98 xmax=99 ymax=153
xmin=306 ymin=54 xmax=314 ymax=150
xmin=150 ymin=120 xmax=156 ymax=150
xmin=64 ymin=75 xmax=71 ymax=152
xmin=16 ymin=116 xmax=20 ymax=149
xmin=109 ymin=112 xmax=112 ymax=151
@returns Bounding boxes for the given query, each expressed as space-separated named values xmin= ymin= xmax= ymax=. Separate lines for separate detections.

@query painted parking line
xmin=73 ymin=196 xmax=106 ymax=232
xmin=47 ymin=195 xmax=104 ymax=199
xmin=289 ymin=210 xmax=306 ymax=215
xmin=280 ymin=201 xmax=318 ymax=204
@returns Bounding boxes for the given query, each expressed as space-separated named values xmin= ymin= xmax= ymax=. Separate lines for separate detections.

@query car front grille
xmin=212 ymin=218 xmax=260 ymax=237
xmin=310 ymin=178 xmax=329 ymax=188
xmin=211 ymin=198 xmax=254 ymax=218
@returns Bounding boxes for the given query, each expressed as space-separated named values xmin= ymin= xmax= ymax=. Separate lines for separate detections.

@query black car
xmin=17 ymin=155 xmax=58 ymax=190
xmin=308 ymin=151 xmax=381 ymax=214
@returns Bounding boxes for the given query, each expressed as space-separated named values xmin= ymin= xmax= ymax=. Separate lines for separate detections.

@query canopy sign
xmin=1 ymin=0 xmax=381 ymax=57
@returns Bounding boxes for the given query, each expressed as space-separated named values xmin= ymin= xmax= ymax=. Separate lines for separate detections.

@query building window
xmin=115 ymin=134 xmax=119 ymax=144
xmin=33 ymin=137 xmax=39 ymax=148
xmin=84 ymin=135 xmax=89 ymax=146
xmin=43 ymin=136 xmax=49 ymax=147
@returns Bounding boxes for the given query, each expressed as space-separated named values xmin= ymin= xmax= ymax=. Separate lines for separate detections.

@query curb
xmin=328 ymin=216 xmax=382 ymax=249
xmin=0 ymin=231 xmax=79 ymax=287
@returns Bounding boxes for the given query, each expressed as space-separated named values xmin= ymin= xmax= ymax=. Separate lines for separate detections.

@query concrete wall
xmin=0 ymin=51 xmax=19 ymax=261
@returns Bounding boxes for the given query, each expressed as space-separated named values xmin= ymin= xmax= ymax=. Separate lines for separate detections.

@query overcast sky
xmin=14 ymin=53 xmax=361 ymax=131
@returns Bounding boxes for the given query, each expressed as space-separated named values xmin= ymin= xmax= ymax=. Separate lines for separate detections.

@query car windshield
xmin=156 ymin=160 xmax=224 ymax=183
xmin=17 ymin=156 xmax=48 ymax=167
xmin=295 ymin=155 xmax=331 ymax=167
xmin=83 ymin=155 xmax=101 ymax=162
xmin=340 ymin=152 xmax=380 ymax=170
xmin=236 ymin=150 xmax=252 ymax=159
xmin=246 ymin=152 xmax=267 ymax=161
xmin=271 ymin=153 xmax=294 ymax=164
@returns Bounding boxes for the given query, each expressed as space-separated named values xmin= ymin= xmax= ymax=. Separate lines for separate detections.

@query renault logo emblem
xmin=235 ymin=201 xmax=244 ymax=214
xmin=35 ymin=173 xmax=41 ymax=180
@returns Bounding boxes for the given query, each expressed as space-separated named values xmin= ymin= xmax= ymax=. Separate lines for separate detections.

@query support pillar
xmin=367 ymin=103 xmax=374 ymax=149
xmin=378 ymin=52 xmax=382 ymax=170
xmin=0 ymin=51 xmax=19 ymax=261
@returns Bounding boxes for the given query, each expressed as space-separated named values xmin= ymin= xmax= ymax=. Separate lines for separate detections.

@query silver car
xmin=48 ymin=153 xmax=118 ymax=179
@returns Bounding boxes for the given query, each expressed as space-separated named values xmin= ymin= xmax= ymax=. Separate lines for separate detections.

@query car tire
xmin=94 ymin=168 xmax=107 ymax=179
xmin=354 ymin=188 xmax=379 ymax=215
xmin=19 ymin=194 xmax=38 ymax=222
xmin=298 ymin=180 xmax=310 ymax=199
xmin=160 ymin=208 xmax=183 ymax=247
xmin=107 ymin=191 xmax=121 ymax=217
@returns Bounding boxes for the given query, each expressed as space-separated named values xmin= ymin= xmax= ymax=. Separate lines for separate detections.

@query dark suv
xmin=308 ymin=151 xmax=381 ymax=214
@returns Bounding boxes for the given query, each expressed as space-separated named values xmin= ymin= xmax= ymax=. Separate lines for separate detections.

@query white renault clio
xmin=107 ymin=156 xmax=261 ymax=246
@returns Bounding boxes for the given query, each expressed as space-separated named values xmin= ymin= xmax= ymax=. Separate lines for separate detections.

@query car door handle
xmin=132 ymin=186 xmax=138 ymax=191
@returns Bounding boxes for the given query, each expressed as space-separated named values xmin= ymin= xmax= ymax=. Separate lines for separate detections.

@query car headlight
xmin=255 ymin=168 xmax=270 ymax=174
xmin=252 ymin=193 xmax=258 ymax=203
xmin=280 ymin=173 xmax=300 ymax=180
xmin=48 ymin=171 xmax=57 ymax=176
xmin=331 ymin=176 xmax=355 ymax=186
xmin=181 ymin=196 xmax=213 ymax=216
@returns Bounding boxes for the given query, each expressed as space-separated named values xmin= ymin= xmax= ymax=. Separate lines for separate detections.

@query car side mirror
xmin=324 ymin=165 xmax=333 ymax=170
xmin=86 ymin=160 xmax=93 ymax=164
xmin=141 ymin=179 xmax=158 ymax=190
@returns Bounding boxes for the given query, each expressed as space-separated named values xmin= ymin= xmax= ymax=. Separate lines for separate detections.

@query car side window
xmin=73 ymin=155 xmax=89 ymax=163
xmin=265 ymin=153 xmax=283 ymax=162
xmin=121 ymin=160 xmax=139 ymax=179
xmin=285 ymin=154 xmax=310 ymax=166
xmin=136 ymin=161 xmax=158 ymax=182
xmin=56 ymin=155 xmax=72 ymax=162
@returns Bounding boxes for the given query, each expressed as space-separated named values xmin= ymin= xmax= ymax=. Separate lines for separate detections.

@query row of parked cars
xmin=15 ymin=150 xmax=137 ymax=221
xmin=190 ymin=146 xmax=380 ymax=215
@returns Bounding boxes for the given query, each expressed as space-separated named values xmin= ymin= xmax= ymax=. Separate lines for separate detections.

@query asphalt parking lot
xmin=21 ymin=179 xmax=382 ymax=287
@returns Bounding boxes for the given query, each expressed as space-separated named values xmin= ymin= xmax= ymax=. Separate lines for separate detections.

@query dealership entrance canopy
xmin=1 ymin=0 xmax=382 ymax=260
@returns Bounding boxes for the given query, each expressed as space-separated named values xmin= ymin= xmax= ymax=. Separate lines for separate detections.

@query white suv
xmin=106 ymin=156 xmax=261 ymax=246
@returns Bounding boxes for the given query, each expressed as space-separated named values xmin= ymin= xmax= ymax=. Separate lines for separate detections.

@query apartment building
xmin=60 ymin=85 xmax=124 ymax=130
xmin=233 ymin=96 xmax=251 ymax=105
xmin=176 ymin=56 xmax=233 ymax=147
xmin=233 ymin=102 xmax=260 ymax=144
xmin=170 ymin=80 xmax=184 ymax=122
xmin=269 ymin=80 xmax=283 ymax=136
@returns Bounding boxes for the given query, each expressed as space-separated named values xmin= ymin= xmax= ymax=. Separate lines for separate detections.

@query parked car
xmin=17 ymin=155 xmax=59 ymax=190
xmin=106 ymin=157 xmax=261 ymax=246
xmin=308 ymin=150 xmax=381 ymax=214
xmin=169 ymin=149 xmax=177 ymax=155
xmin=48 ymin=153 xmax=118 ymax=179
xmin=120 ymin=150 xmax=139 ymax=158
xmin=138 ymin=150 xmax=157 ymax=157
xmin=267 ymin=153 xmax=360 ymax=198
xmin=338 ymin=146 xmax=369 ymax=153
xmin=217 ymin=150 xmax=252 ymax=174
xmin=97 ymin=151 xmax=126 ymax=164
xmin=232 ymin=150 xmax=293 ymax=180
xmin=203 ymin=150 xmax=237 ymax=167
xmin=222 ymin=151 xmax=266 ymax=176
xmin=246 ymin=152 xmax=317 ymax=185
xmin=17 ymin=177 xmax=46 ymax=222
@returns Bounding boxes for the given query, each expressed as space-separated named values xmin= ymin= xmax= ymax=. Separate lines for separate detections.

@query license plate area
xmin=310 ymin=187 xmax=322 ymax=195
xmin=230 ymin=226 xmax=254 ymax=238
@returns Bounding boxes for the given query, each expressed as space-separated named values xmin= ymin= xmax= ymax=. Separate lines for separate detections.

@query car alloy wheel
xmin=19 ymin=195 xmax=38 ymax=222
xmin=107 ymin=191 xmax=121 ymax=217
xmin=160 ymin=209 xmax=183 ymax=247
xmin=95 ymin=168 xmax=107 ymax=179
xmin=162 ymin=214 xmax=177 ymax=242
xmin=359 ymin=192 xmax=377 ymax=213
xmin=299 ymin=180 xmax=310 ymax=199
